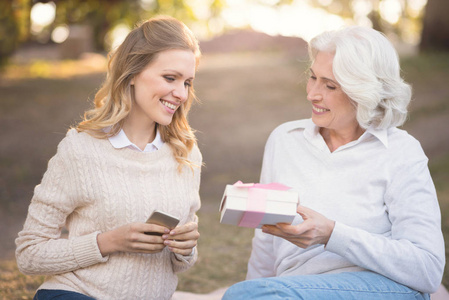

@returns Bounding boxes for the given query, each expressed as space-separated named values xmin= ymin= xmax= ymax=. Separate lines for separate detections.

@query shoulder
xmin=385 ymin=127 xmax=428 ymax=167
xmin=272 ymin=119 xmax=309 ymax=134
xmin=189 ymin=143 xmax=203 ymax=164
xmin=267 ymin=119 xmax=310 ymax=143
xmin=57 ymin=128 xmax=105 ymax=157
xmin=387 ymin=127 xmax=426 ymax=157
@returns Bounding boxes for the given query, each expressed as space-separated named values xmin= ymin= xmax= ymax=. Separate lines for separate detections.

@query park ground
xmin=0 ymin=47 xmax=448 ymax=298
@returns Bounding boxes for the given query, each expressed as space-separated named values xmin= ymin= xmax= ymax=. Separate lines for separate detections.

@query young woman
xmin=16 ymin=16 xmax=202 ymax=300
xmin=223 ymin=26 xmax=445 ymax=300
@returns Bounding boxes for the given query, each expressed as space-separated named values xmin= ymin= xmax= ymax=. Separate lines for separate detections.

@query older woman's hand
xmin=262 ymin=205 xmax=335 ymax=248
xmin=162 ymin=222 xmax=200 ymax=256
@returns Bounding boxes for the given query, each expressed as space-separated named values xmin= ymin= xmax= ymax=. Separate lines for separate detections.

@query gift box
xmin=219 ymin=181 xmax=299 ymax=228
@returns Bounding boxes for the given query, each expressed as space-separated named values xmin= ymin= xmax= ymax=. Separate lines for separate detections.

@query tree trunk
xmin=419 ymin=0 xmax=449 ymax=52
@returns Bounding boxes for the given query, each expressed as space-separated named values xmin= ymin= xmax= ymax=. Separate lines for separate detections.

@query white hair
xmin=308 ymin=26 xmax=411 ymax=129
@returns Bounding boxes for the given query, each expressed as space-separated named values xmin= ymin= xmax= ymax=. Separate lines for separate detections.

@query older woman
xmin=223 ymin=26 xmax=445 ymax=299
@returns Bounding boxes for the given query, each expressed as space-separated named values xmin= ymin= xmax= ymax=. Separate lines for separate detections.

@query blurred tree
xmin=1 ymin=0 xmax=223 ymax=66
xmin=49 ymin=0 xmax=224 ymax=51
xmin=420 ymin=0 xmax=449 ymax=52
xmin=0 ymin=0 xmax=30 ymax=68
xmin=54 ymin=0 xmax=151 ymax=51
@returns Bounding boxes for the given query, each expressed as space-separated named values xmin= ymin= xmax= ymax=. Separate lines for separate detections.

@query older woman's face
xmin=306 ymin=51 xmax=358 ymax=133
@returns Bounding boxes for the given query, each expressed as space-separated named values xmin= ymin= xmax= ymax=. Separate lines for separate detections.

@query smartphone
xmin=145 ymin=210 xmax=180 ymax=236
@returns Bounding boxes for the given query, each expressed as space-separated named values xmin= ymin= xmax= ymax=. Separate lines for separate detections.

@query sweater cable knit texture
xmin=16 ymin=129 xmax=202 ymax=300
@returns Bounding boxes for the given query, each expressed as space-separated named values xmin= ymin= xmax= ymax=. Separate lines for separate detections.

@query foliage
xmin=0 ymin=0 xmax=30 ymax=68
xmin=2 ymin=0 xmax=224 ymax=66
xmin=0 ymin=1 xmax=18 ymax=68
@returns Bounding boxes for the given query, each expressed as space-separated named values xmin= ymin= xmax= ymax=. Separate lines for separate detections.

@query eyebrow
xmin=163 ymin=69 xmax=194 ymax=80
xmin=309 ymin=68 xmax=340 ymax=86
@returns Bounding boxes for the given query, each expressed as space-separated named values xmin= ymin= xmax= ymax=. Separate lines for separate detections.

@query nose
xmin=172 ymin=83 xmax=188 ymax=103
xmin=306 ymin=80 xmax=322 ymax=102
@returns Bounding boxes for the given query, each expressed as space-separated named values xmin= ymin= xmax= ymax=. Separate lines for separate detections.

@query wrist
xmin=97 ymin=231 xmax=116 ymax=257
xmin=324 ymin=220 xmax=336 ymax=246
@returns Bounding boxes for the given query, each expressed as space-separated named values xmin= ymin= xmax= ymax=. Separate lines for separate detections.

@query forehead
xmin=311 ymin=51 xmax=335 ymax=76
xmin=147 ymin=49 xmax=196 ymax=77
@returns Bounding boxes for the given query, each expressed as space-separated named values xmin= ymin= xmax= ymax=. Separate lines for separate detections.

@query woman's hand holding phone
xmin=162 ymin=222 xmax=200 ymax=256
xmin=97 ymin=222 xmax=169 ymax=257
xmin=97 ymin=211 xmax=198 ymax=257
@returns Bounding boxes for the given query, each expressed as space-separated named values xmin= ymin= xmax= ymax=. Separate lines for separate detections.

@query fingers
xmin=168 ymin=222 xmax=198 ymax=235
xmin=262 ymin=223 xmax=303 ymax=236
xmin=127 ymin=228 xmax=166 ymax=253
xmin=261 ymin=206 xmax=335 ymax=248
xmin=163 ymin=239 xmax=197 ymax=255
xmin=112 ymin=222 xmax=200 ymax=255
xmin=142 ymin=223 xmax=170 ymax=236
xmin=296 ymin=205 xmax=311 ymax=220
xmin=162 ymin=222 xmax=199 ymax=255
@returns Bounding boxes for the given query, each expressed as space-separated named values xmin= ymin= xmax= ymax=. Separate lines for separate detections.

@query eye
xmin=326 ymin=85 xmax=336 ymax=90
xmin=163 ymin=76 xmax=175 ymax=82
xmin=184 ymin=80 xmax=192 ymax=87
xmin=309 ymin=75 xmax=317 ymax=80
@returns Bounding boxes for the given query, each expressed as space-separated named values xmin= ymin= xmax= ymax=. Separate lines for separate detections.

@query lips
xmin=312 ymin=105 xmax=330 ymax=113
xmin=161 ymin=100 xmax=177 ymax=110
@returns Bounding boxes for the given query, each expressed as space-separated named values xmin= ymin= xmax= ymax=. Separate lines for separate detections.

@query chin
xmin=311 ymin=116 xmax=323 ymax=127
xmin=157 ymin=117 xmax=174 ymax=126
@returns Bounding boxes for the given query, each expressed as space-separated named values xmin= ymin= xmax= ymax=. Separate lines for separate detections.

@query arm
xmin=264 ymin=156 xmax=445 ymax=293
xmin=15 ymin=140 xmax=107 ymax=275
xmin=169 ymin=145 xmax=202 ymax=273
xmin=326 ymin=157 xmax=445 ymax=293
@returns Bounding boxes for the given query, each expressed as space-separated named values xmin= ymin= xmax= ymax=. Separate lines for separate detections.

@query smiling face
xmin=129 ymin=49 xmax=196 ymax=128
xmin=306 ymin=51 xmax=359 ymax=134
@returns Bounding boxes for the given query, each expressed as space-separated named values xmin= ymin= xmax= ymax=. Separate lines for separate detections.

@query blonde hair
xmin=77 ymin=16 xmax=201 ymax=171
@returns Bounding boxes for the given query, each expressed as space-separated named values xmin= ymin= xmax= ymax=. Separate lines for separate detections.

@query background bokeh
xmin=1 ymin=0 xmax=448 ymax=298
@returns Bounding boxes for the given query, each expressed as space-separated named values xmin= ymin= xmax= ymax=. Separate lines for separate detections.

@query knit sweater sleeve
xmin=15 ymin=134 xmax=107 ymax=275
xmin=171 ymin=144 xmax=202 ymax=273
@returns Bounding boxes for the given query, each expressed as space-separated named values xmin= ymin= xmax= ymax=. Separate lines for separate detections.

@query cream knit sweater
xmin=16 ymin=129 xmax=202 ymax=300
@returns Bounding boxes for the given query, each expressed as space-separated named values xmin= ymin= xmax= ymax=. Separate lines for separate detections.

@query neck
xmin=320 ymin=125 xmax=365 ymax=152
xmin=122 ymin=116 xmax=157 ymax=151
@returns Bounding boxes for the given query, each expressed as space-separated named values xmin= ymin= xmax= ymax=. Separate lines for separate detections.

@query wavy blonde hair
xmin=77 ymin=16 xmax=201 ymax=171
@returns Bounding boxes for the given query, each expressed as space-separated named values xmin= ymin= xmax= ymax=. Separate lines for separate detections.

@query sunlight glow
xmin=30 ymin=2 xmax=56 ymax=33
xmin=51 ymin=25 xmax=70 ymax=43
xmin=379 ymin=0 xmax=403 ymax=24
xmin=222 ymin=0 xmax=346 ymax=42
xmin=318 ymin=0 xmax=333 ymax=6
xmin=407 ymin=0 xmax=427 ymax=18
xmin=107 ymin=24 xmax=132 ymax=50
xmin=352 ymin=0 xmax=373 ymax=27
xmin=139 ymin=0 xmax=157 ymax=11
xmin=189 ymin=0 xmax=214 ymax=19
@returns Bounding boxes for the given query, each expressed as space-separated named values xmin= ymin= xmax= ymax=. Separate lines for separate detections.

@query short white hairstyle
xmin=308 ymin=26 xmax=411 ymax=129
